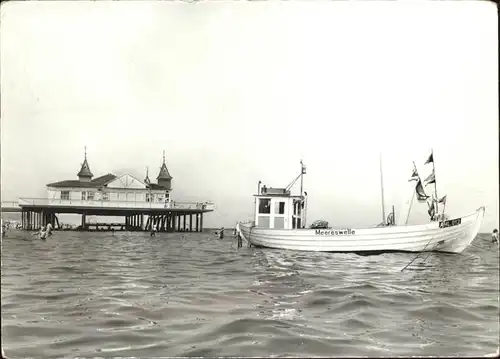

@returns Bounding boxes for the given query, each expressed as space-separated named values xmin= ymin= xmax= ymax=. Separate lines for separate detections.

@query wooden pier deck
xmin=3 ymin=199 xmax=214 ymax=232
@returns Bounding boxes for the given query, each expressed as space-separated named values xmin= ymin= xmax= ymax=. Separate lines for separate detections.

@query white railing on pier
xmin=17 ymin=198 xmax=216 ymax=211
xmin=1 ymin=201 xmax=20 ymax=208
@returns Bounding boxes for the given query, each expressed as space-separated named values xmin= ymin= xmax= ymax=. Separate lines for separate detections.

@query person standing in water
xmin=219 ymin=227 xmax=225 ymax=240
xmin=237 ymin=232 xmax=243 ymax=248
xmin=1 ymin=218 xmax=7 ymax=238
xmin=32 ymin=226 xmax=47 ymax=240
xmin=150 ymin=223 xmax=157 ymax=237
xmin=46 ymin=223 xmax=53 ymax=236
xmin=492 ymin=229 xmax=498 ymax=244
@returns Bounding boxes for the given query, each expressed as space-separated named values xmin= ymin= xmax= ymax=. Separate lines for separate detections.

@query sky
xmin=1 ymin=1 xmax=498 ymax=231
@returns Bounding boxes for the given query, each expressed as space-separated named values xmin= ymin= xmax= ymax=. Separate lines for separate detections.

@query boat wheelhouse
xmin=254 ymin=185 xmax=307 ymax=230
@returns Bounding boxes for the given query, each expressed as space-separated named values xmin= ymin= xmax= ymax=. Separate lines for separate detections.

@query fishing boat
xmin=236 ymin=153 xmax=485 ymax=254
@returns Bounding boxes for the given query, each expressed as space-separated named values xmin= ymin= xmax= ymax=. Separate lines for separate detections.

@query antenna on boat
xmin=379 ymin=152 xmax=386 ymax=224
xmin=300 ymin=160 xmax=307 ymax=229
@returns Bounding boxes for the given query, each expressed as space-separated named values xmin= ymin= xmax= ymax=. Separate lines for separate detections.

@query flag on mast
xmin=425 ymin=151 xmax=434 ymax=165
xmin=408 ymin=167 xmax=419 ymax=182
xmin=427 ymin=200 xmax=436 ymax=219
xmin=415 ymin=180 xmax=429 ymax=202
xmin=438 ymin=195 xmax=447 ymax=204
xmin=424 ymin=170 xmax=436 ymax=186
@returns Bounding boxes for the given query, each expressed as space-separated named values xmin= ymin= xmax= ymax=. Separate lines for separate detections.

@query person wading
xmin=492 ymin=229 xmax=498 ymax=245
xmin=46 ymin=223 xmax=53 ymax=236
xmin=237 ymin=233 xmax=243 ymax=248
xmin=32 ymin=226 xmax=47 ymax=240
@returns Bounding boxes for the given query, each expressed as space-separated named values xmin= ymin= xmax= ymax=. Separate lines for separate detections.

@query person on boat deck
xmin=492 ymin=229 xmax=498 ymax=244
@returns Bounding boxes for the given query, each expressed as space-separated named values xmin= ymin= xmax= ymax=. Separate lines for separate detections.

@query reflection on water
xmin=1 ymin=230 xmax=499 ymax=358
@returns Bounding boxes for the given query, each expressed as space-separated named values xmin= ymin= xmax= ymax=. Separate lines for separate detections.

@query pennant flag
xmin=424 ymin=151 xmax=434 ymax=165
xmin=427 ymin=200 xmax=436 ymax=219
xmin=415 ymin=180 xmax=429 ymax=202
xmin=408 ymin=167 xmax=419 ymax=182
xmin=438 ymin=195 xmax=447 ymax=204
xmin=424 ymin=171 xmax=436 ymax=186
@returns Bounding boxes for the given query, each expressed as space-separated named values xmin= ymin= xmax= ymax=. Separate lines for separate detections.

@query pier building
xmin=16 ymin=149 xmax=215 ymax=232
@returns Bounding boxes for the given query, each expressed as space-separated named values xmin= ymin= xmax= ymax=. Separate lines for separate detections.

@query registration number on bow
xmin=439 ymin=218 xmax=461 ymax=228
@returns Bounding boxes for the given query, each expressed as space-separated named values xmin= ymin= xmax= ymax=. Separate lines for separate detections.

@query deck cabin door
xmin=292 ymin=199 xmax=303 ymax=229
xmin=256 ymin=197 xmax=271 ymax=228
xmin=273 ymin=199 xmax=287 ymax=229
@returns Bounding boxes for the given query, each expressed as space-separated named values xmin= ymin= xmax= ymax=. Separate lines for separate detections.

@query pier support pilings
xmin=21 ymin=209 xmax=57 ymax=230
xmin=19 ymin=207 xmax=208 ymax=233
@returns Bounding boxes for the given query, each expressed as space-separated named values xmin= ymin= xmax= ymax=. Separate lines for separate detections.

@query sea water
xmin=1 ymin=225 xmax=499 ymax=357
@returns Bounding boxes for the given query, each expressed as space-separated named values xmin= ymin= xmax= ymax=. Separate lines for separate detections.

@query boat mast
xmin=405 ymin=161 xmax=418 ymax=225
xmin=431 ymin=148 xmax=439 ymax=216
xmin=379 ymin=152 xmax=386 ymax=224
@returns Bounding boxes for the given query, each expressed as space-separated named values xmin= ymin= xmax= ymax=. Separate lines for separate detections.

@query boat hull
xmin=237 ymin=207 xmax=485 ymax=254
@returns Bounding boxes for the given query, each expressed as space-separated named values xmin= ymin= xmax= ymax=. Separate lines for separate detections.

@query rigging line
xmin=401 ymin=236 xmax=436 ymax=272
xmin=420 ymin=240 xmax=446 ymax=264
xmin=285 ymin=173 xmax=302 ymax=191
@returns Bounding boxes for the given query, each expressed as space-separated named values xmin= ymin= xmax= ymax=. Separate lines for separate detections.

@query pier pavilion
xmin=17 ymin=149 xmax=215 ymax=232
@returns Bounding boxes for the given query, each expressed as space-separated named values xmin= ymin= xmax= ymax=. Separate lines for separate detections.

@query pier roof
xmin=47 ymin=173 xmax=117 ymax=188
xmin=47 ymin=173 xmax=171 ymax=190
xmin=91 ymin=173 xmax=117 ymax=185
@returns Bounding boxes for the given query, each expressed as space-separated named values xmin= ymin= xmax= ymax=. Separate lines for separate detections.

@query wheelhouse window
xmin=61 ymin=191 xmax=70 ymax=200
xmin=259 ymin=198 xmax=271 ymax=214
xmin=146 ymin=193 xmax=152 ymax=202
xmin=275 ymin=201 xmax=285 ymax=215
xmin=102 ymin=193 xmax=109 ymax=201
xmin=87 ymin=192 xmax=94 ymax=200
xmin=81 ymin=191 xmax=87 ymax=200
